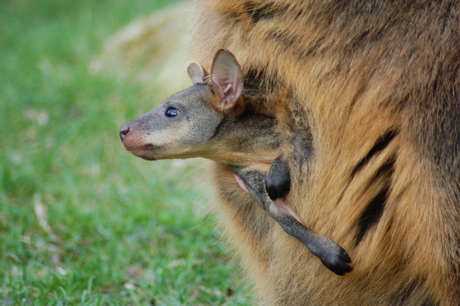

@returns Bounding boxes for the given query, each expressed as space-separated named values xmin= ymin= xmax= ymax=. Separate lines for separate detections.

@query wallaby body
xmin=120 ymin=50 xmax=352 ymax=275
xmin=193 ymin=0 xmax=460 ymax=305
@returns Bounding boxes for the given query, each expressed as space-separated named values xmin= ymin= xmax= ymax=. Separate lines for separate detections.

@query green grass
xmin=0 ymin=0 xmax=250 ymax=304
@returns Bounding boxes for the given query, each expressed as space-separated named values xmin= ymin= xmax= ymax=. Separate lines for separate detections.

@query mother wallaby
xmin=192 ymin=0 xmax=460 ymax=305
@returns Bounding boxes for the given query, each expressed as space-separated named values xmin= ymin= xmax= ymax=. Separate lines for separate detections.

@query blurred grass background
xmin=0 ymin=0 xmax=250 ymax=304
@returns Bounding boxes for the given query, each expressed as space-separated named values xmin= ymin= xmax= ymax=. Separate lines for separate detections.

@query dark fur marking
xmin=440 ymin=2 xmax=454 ymax=32
xmin=390 ymin=280 xmax=419 ymax=305
xmin=390 ymin=279 xmax=437 ymax=305
xmin=244 ymin=67 xmax=281 ymax=99
xmin=294 ymin=36 xmax=329 ymax=61
xmin=355 ymin=156 xmax=395 ymax=245
xmin=351 ymin=130 xmax=397 ymax=177
xmin=266 ymin=30 xmax=296 ymax=49
xmin=244 ymin=68 xmax=266 ymax=94
xmin=244 ymin=1 xmax=280 ymax=23
xmin=355 ymin=186 xmax=389 ymax=245
xmin=367 ymin=155 xmax=395 ymax=187
xmin=421 ymin=299 xmax=438 ymax=306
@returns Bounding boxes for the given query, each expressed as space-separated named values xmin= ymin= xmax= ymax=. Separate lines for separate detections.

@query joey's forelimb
xmin=232 ymin=165 xmax=352 ymax=275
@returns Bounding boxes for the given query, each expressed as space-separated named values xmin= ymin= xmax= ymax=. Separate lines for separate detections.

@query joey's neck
xmin=206 ymin=112 xmax=281 ymax=164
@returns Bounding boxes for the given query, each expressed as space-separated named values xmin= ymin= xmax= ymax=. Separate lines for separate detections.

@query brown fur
xmin=193 ymin=0 xmax=460 ymax=304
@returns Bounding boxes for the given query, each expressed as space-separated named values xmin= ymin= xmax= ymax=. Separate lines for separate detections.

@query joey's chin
xmin=138 ymin=155 xmax=157 ymax=161
xmin=128 ymin=149 xmax=157 ymax=161
xmin=124 ymin=144 xmax=158 ymax=161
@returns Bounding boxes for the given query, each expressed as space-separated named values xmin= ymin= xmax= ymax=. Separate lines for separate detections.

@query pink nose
xmin=119 ymin=125 xmax=130 ymax=140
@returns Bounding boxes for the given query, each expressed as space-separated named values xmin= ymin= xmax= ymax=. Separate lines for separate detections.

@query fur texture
xmin=193 ymin=0 xmax=460 ymax=304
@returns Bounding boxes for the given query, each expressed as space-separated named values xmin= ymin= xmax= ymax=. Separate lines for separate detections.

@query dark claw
xmin=315 ymin=241 xmax=353 ymax=276
xmin=266 ymin=156 xmax=291 ymax=200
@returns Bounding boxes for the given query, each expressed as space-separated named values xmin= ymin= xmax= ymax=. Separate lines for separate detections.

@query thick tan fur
xmin=193 ymin=0 xmax=460 ymax=304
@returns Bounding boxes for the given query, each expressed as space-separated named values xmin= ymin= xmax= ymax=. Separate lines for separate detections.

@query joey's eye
xmin=165 ymin=107 xmax=180 ymax=118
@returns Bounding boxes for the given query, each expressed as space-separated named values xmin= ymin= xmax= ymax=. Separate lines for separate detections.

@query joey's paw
xmin=318 ymin=243 xmax=352 ymax=276
xmin=266 ymin=174 xmax=290 ymax=201
xmin=266 ymin=156 xmax=291 ymax=201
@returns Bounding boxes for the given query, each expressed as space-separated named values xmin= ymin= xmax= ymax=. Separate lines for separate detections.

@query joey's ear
xmin=211 ymin=49 xmax=243 ymax=111
xmin=187 ymin=62 xmax=206 ymax=85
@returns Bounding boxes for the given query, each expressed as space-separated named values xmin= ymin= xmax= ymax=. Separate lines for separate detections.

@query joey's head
xmin=120 ymin=49 xmax=244 ymax=161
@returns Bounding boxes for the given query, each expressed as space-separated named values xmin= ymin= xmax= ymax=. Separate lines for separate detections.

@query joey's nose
xmin=119 ymin=125 xmax=130 ymax=140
